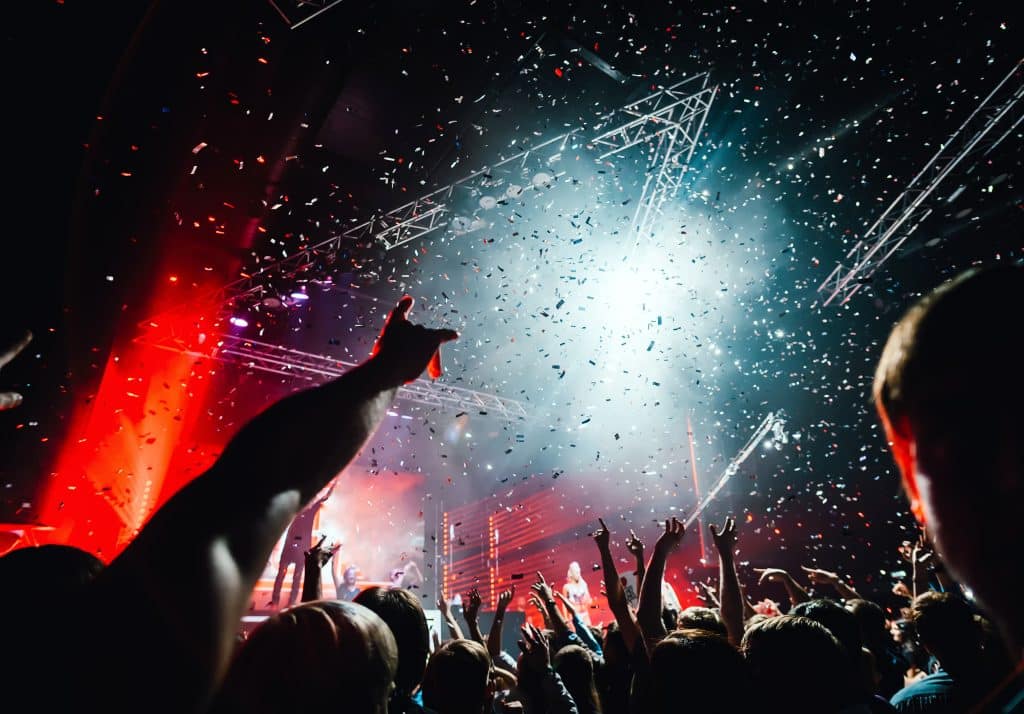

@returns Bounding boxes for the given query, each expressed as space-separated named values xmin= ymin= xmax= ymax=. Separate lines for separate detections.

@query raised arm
xmin=755 ymin=568 xmax=810 ymax=608
xmin=463 ymin=587 xmax=485 ymax=645
xmin=593 ymin=518 xmax=642 ymax=654
xmin=532 ymin=572 xmax=572 ymax=644
xmin=801 ymin=566 xmax=863 ymax=601
xmin=487 ymin=586 xmax=515 ymax=660
xmin=301 ymin=535 xmax=338 ymax=603
xmin=556 ymin=590 xmax=604 ymax=657
xmin=626 ymin=529 xmax=646 ymax=596
xmin=438 ymin=591 xmax=466 ymax=641
xmin=85 ymin=297 xmax=457 ymax=713
xmin=637 ymin=517 xmax=685 ymax=643
xmin=710 ymin=517 xmax=743 ymax=647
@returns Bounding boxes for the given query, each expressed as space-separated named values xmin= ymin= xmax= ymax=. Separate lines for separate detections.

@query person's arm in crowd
xmin=530 ymin=593 xmax=554 ymax=630
xmin=637 ymin=517 xmax=685 ymax=643
xmin=694 ymin=580 xmax=720 ymax=608
xmin=593 ymin=518 xmax=643 ymax=654
xmin=555 ymin=590 xmax=604 ymax=657
xmin=710 ymin=517 xmax=743 ymax=647
xmin=300 ymin=535 xmax=338 ymax=603
xmin=626 ymin=529 xmax=646 ymax=597
xmin=739 ymin=584 xmax=757 ymax=621
xmin=438 ymin=591 xmax=465 ymax=641
xmin=462 ymin=587 xmax=486 ymax=645
xmin=83 ymin=297 xmax=457 ymax=714
xmin=801 ymin=566 xmax=863 ymax=601
xmin=487 ymin=586 xmax=515 ymax=661
xmin=0 ymin=330 xmax=32 ymax=410
xmin=755 ymin=568 xmax=811 ymax=608
xmin=533 ymin=573 xmax=574 ymax=648
xmin=518 ymin=624 xmax=580 ymax=714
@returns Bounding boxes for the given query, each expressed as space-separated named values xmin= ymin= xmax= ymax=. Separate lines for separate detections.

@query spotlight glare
xmin=290 ymin=291 xmax=310 ymax=301
xmin=229 ymin=317 xmax=249 ymax=328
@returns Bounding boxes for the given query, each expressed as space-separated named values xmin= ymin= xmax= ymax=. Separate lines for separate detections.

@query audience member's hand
xmin=694 ymin=580 xmax=719 ymax=606
xmin=800 ymin=566 xmax=840 ymax=585
xmin=495 ymin=586 xmax=515 ymax=615
xmin=654 ymin=517 xmax=686 ymax=556
xmin=518 ymin=624 xmax=551 ymax=671
xmin=892 ymin=581 xmax=913 ymax=600
xmin=371 ymin=296 xmax=459 ymax=383
xmin=626 ymin=529 xmax=644 ymax=559
xmin=438 ymin=592 xmax=454 ymax=619
xmin=531 ymin=572 xmax=555 ymax=604
xmin=754 ymin=568 xmax=791 ymax=585
xmin=554 ymin=590 xmax=577 ymax=617
xmin=465 ymin=587 xmax=483 ymax=622
xmin=709 ymin=516 xmax=737 ymax=557
xmin=592 ymin=518 xmax=611 ymax=551
xmin=0 ymin=330 xmax=32 ymax=410
xmin=304 ymin=535 xmax=339 ymax=568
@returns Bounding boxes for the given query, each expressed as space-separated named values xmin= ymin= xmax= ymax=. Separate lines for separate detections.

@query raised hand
xmin=626 ymin=529 xmax=644 ymax=559
xmin=709 ymin=517 xmax=737 ymax=557
xmin=592 ymin=518 xmax=611 ymax=551
xmin=495 ymin=586 xmax=515 ymax=615
xmin=0 ymin=330 xmax=32 ymax=410
xmin=754 ymin=567 xmax=792 ymax=585
xmin=531 ymin=571 xmax=555 ymax=604
xmin=371 ymin=296 xmax=459 ymax=384
xmin=304 ymin=535 xmax=339 ymax=569
xmin=654 ymin=517 xmax=686 ymax=556
xmin=554 ymin=589 xmax=578 ymax=617
xmin=800 ymin=565 xmax=840 ymax=585
xmin=517 ymin=623 xmax=551 ymax=672
xmin=465 ymin=587 xmax=483 ymax=621
xmin=437 ymin=592 xmax=453 ymax=619
xmin=694 ymin=580 xmax=719 ymax=607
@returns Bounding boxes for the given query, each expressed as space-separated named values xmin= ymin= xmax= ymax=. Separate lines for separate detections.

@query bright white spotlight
xmin=290 ymin=291 xmax=310 ymax=301
xmin=229 ymin=316 xmax=249 ymax=328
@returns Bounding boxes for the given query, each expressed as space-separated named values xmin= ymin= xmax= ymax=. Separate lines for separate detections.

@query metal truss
xmin=683 ymin=411 xmax=786 ymax=530
xmin=267 ymin=0 xmax=345 ymax=29
xmin=209 ymin=334 xmax=530 ymax=419
xmin=589 ymin=73 xmax=718 ymax=239
xmin=818 ymin=58 xmax=1024 ymax=307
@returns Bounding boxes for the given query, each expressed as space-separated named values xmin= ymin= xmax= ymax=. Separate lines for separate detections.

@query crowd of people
xmin=1 ymin=267 xmax=1022 ymax=713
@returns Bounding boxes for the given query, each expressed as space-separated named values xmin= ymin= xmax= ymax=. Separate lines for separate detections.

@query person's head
xmin=910 ymin=591 xmax=983 ymax=678
xmin=845 ymin=598 xmax=887 ymax=648
xmin=601 ymin=620 xmax=628 ymax=668
xmin=214 ymin=600 xmax=397 ymax=714
xmin=567 ymin=561 xmax=581 ymax=582
xmin=553 ymin=645 xmax=601 ymax=714
xmin=421 ymin=639 xmax=492 ymax=714
xmin=650 ymin=629 xmax=750 ymax=712
xmin=741 ymin=615 xmax=856 ymax=713
xmin=678 ymin=606 xmax=728 ymax=638
xmin=354 ymin=586 xmax=429 ymax=697
xmin=873 ymin=265 xmax=1024 ymax=638
xmin=791 ymin=599 xmax=863 ymax=667
xmin=0 ymin=544 xmax=103 ymax=612
xmin=343 ymin=565 xmax=358 ymax=586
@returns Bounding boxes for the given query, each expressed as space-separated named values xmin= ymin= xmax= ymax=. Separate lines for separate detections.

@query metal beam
xmin=267 ymin=0 xmax=345 ymax=29
xmin=818 ymin=58 xmax=1024 ymax=307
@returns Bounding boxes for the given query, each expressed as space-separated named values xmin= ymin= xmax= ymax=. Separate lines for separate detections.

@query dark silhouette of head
xmin=421 ymin=639 xmax=492 ymax=714
xmin=741 ymin=615 xmax=855 ymax=713
xmin=553 ymin=644 xmax=601 ymax=714
xmin=910 ymin=591 xmax=984 ymax=679
xmin=874 ymin=265 xmax=1024 ymax=645
xmin=678 ymin=605 xmax=729 ymax=638
xmin=791 ymin=599 xmax=863 ymax=667
xmin=650 ymin=629 xmax=750 ymax=712
xmin=0 ymin=544 xmax=103 ymax=611
xmin=354 ymin=585 xmax=430 ymax=699
xmin=213 ymin=600 xmax=397 ymax=714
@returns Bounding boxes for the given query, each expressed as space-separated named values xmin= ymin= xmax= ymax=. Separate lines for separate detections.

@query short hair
xmin=553 ymin=645 xmax=600 ymax=714
xmin=0 ymin=545 xmax=103 ymax=610
xmin=354 ymin=586 xmax=429 ymax=696
xmin=421 ymin=639 xmax=491 ymax=714
xmin=741 ymin=615 xmax=855 ymax=713
xmin=910 ymin=592 xmax=980 ymax=666
xmin=678 ymin=606 xmax=728 ymax=638
xmin=650 ymin=629 xmax=749 ymax=712
xmin=213 ymin=600 xmax=397 ymax=714
xmin=790 ymin=599 xmax=863 ymax=666
xmin=873 ymin=265 xmax=1024 ymax=444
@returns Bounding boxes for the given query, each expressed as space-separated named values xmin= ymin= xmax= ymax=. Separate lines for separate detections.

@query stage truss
xmin=817 ymin=58 xmax=1024 ymax=307
xmin=136 ymin=73 xmax=718 ymax=419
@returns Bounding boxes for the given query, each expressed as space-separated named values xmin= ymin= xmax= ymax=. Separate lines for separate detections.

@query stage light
xmin=290 ymin=291 xmax=310 ymax=301
xmin=229 ymin=316 xmax=249 ymax=328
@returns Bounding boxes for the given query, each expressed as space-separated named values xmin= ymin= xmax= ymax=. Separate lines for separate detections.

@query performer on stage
xmin=333 ymin=564 xmax=362 ymax=602
xmin=562 ymin=560 xmax=593 ymax=625
xmin=388 ymin=561 xmax=424 ymax=590
xmin=267 ymin=481 xmax=334 ymax=608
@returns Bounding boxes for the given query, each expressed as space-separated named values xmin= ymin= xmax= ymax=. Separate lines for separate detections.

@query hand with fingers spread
xmin=465 ymin=587 xmax=483 ymax=621
xmin=487 ymin=585 xmax=516 ymax=659
xmin=531 ymin=571 xmax=555 ymax=605
xmin=370 ymin=295 xmax=459 ymax=384
xmin=304 ymin=535 xmax=339 ymax=569
xmin=0 ymin=330 xmax=32 ymax=410
xmin=709 ymin=516 xmax=738 ymax=558
xmin=654 ymin=517 xmax=686 ymax=556
xmin=626 ymin=529 xmax=644 ymax=559
xmin=495 ymin=586 xmax=515 ymax=616
xmin=517 ymin=624 xmax=551 ymax=672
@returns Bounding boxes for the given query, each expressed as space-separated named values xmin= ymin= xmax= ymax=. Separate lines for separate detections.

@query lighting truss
xmin=210 ymin=333 xmax=530 ymax=419
xmin=683 ymin=411 xmax=786 ymax=530
xmin=818 ymin=58 xmax=1024 ymax=307
xmin=267 ymin=0 xmax=345 ymax=29
xmin=589 ymin=73 xmax=718 ymax=239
